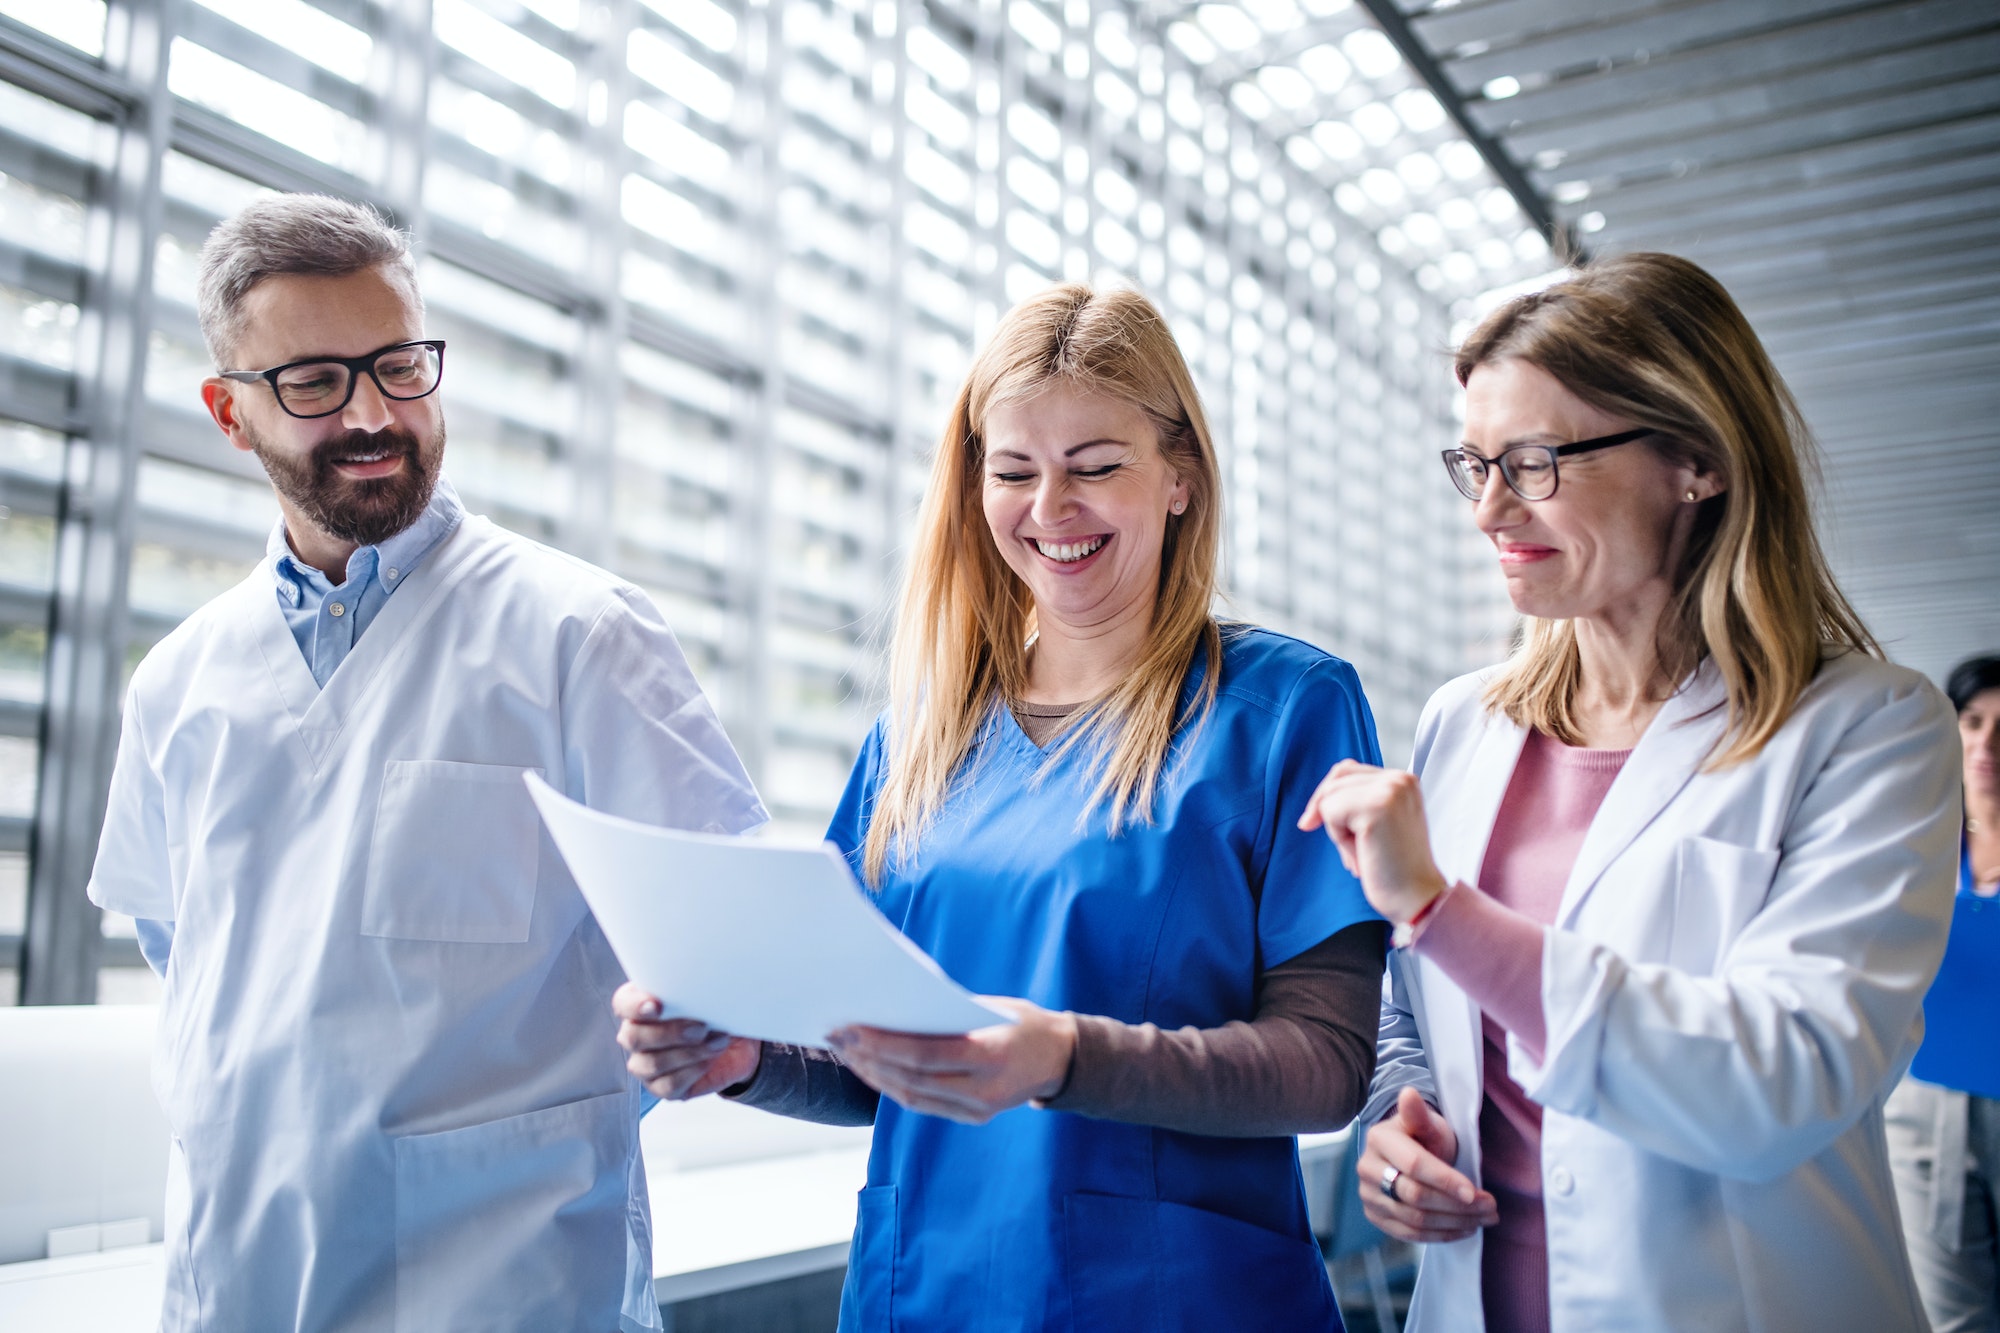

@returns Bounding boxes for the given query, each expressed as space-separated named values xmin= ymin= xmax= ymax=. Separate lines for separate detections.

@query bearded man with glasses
xmin=86 ymin=194 xmax=765 ymax=1333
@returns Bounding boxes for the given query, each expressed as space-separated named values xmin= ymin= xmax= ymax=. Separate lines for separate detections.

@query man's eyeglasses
xmin=220 ymin=340 xmax=447 ymax=420
xmin=1440 ymin=428 xmax=1654 ymax=502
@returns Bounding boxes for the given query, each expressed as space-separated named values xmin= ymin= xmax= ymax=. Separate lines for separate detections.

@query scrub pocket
xmin=1063 ymin=1192 xmax=1340 ymax=1333
xmin=393 ymin=1089 xmax=629 ymax=1333
xmin=839 ymin=1185 xmax=897 ymax=1330
xmin=1668 ymin=836 xmax=1781 ymax=973
xmin=363 ymin=760 xmax=543 ymax=943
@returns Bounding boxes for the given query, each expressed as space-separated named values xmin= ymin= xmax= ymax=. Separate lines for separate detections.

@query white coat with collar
xmin=1363 ymin=648 xmax=1961 ymax=1333
xmin=88 ymin=509 xmax=766 ymax=1333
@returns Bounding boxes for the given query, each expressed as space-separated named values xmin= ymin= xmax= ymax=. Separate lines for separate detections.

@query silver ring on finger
xmin=1379 ymin=1164 xmax=1404 ymax=1200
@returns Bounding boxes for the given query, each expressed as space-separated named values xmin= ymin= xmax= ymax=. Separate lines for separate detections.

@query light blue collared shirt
xmin=268 ymin=478 xmax=464 ymax=688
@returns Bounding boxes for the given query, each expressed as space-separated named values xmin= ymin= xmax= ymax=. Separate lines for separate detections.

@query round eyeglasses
xmin=1441 ymin=428 xmax=1655 ymax=502
xmin=219 ymin=339 xmax=447 ymax=420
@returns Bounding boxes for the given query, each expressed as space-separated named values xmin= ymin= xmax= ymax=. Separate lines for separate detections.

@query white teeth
xmin=1033 ymin=535 xmax=1106 ymax=563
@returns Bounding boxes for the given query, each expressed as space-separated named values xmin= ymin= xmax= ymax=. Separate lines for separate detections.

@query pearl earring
xmin=1172 ymin=500 xmax=1186 ymax=514
xmin=1685 ymin=490 xmax=1697 ymax=502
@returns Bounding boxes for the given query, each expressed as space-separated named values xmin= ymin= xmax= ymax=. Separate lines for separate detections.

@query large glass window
xmin=0 ymin=0 xmax=1543 ymax=1000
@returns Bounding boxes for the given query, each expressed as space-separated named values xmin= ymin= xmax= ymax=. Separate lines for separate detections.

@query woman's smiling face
xmin=1462 ymin=357 xmax=1714 ymax=624
xmin=981 ymin=386 xmax=1190 ymax=640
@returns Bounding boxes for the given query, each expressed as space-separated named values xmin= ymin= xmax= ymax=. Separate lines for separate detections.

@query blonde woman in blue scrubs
xmin=616 ymin=285 xmax=1386 ymax=1331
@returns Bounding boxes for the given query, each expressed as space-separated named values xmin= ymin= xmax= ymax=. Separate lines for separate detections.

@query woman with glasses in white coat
xmin=1299 ymin=252 xmax=1962 ymax=1332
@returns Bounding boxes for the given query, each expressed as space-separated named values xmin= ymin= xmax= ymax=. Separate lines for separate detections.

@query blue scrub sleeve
xmin=824 ymin=717 xmax=888 ymax=876
xmin=1254 ymin=656 xmax=1384 ymax=966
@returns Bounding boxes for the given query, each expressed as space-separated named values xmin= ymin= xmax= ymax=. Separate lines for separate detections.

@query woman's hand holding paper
xmin=828 ymin=997 xmax=1078 ymax=1125
xmin=614 ymin=982 xmax=762 ymax=1100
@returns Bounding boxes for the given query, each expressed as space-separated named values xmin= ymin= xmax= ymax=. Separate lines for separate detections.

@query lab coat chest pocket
xmin=1668 ymin=836 xmax=1780 ymax=973
xmin=363 ymin=760 xmax=543 ymax=943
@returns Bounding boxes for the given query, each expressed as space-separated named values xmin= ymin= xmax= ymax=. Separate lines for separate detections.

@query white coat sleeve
xmin=1361 ymin=954 xmax=1438 ymax=1127
xmin=87 ymin=684 xmax=177 ymax=922
xmin=560 ymin=586 xmax=767 ymax=835
xmin=1358 ymin=681 xmax=1455 ymax=1128
xmin=1511 ymin=674 xmax=1960 ymax=1182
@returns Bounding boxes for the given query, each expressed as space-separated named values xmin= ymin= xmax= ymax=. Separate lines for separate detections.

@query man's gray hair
xmin=195 ymin=194 xmax=421 ymax=368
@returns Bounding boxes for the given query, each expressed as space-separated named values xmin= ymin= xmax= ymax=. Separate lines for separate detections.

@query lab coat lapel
xmin=1554 ymin=661 xmax=1730 ymax=930
xmin=243 ymin=575 xmax=336 ymax=773
xmin=252 ymin=518 xmax=485 ymax=773
xmin=1438 ymin=713 xmax=1527 ymax=887
xmin=1423 ymin=710 xmax=1529 ymax=1131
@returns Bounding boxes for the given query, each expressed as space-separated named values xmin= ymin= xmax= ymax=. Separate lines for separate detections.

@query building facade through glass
xmin=0 ymin=0 xmax=1543 ymax=1002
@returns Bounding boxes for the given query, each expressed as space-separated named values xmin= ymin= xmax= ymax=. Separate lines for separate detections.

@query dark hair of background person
xmin=1948 ymin=655 xmax=2000 ymax=714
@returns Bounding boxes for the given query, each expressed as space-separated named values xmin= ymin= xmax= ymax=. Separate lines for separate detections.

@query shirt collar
xmin=267 ymin=475 xmax=465 ymax=599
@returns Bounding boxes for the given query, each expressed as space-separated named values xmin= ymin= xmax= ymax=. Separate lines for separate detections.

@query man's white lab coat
xmin=89 ymin=507 xmax=764 ymax=1333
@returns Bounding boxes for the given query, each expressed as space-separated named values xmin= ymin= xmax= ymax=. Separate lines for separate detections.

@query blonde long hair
xmin=861 ymin=284 xmax=1224 ymax=884
xmin=1461 ymin=252 xmax=1877 ymax=763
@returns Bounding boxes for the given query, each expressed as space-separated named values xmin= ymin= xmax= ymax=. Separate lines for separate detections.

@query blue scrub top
xmin=828 ymin=627 xmax=1381 ymax=1333
xmin=1909 ymin=842 xmax=2000 ymax=1099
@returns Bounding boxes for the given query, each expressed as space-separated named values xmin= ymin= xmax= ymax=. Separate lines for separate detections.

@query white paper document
xmin=525 ymin=774 xmax=1012 ymax=1047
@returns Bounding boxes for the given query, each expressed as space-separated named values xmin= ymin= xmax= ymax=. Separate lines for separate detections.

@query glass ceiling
xmin=1144 ymin=0 xmax=1560 ymax=305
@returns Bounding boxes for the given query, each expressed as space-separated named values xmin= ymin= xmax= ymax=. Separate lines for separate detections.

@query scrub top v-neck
xmin=828 ymin=627 xmax=1381 ymax=1333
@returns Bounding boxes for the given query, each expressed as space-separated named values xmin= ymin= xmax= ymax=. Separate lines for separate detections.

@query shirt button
xmin=385 ymin=568 xmax=399 ymax=581
xmin=329 ymin=602 xmax=345 ymax=618
xmin=1549 ymin=1167 xmax=1575 ymax=1196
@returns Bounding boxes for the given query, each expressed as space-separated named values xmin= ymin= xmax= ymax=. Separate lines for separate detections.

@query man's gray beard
xmin=250 ymin=420 xmax=446 ymax=549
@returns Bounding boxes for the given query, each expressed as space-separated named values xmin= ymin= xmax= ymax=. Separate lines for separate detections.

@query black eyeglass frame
xmin=1440 ymin=427 xmax=1655 ymax=502
xmin=219 ymin=339 xmax=448 ymax=420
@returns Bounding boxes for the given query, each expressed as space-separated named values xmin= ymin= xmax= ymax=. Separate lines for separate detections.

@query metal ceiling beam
xmin=1499 ymin=37 xmax=2000 ymax=164
xmin=1747 ymin=280 xmax=2000 ymax=337
xmin=1811 ymin=426 xmax=1998 ymax=458
xmin=1759 ymin=319 xmax=2000 ymax=366
xmin=1816 ymin=458 xmax=2000 ymax=498
xmin=1465 ymin=0 xmax=1997 ymax=135
xmin=1782 ymin=348 xmax=2000 ymax=394
xmin=1588 ymin=153 xmax=2000 ymax=243
xmin=1615 ymin=181 xmax=2000 ymax=260
xmin=1413 ymin=0 xmax=1669 ymax=55
xmin=1691 ymin=212 xmax=2000 ymax=286
xmin=1352 ymin=0 xmax=1568 ymax=249
xmin=1436 ymin=0 xmax=1878 ymax=93
xmin=1511 ymin=73 xmax=2000 ymax=183
xmin=1554 ymin=113 xmax=2000 ymax=215
xmin=1504 ymin=63 xmax=2000 ymax=166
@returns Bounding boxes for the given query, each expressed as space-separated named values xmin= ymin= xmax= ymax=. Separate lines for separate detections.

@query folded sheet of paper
xmin=526 ymin=774 xmax=1012 ymax=1047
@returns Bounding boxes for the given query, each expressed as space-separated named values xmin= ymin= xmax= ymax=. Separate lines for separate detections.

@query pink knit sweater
xmin=1413 ymin=730 xmax=1630 ymax=1333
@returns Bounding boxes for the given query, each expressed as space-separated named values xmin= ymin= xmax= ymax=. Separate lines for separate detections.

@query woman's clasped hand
xmin=612 ymin=983 xmax=760 ymax=1101
xmin=1357 ymin=1087 xmax=1498 ymax=1243
xmin=1297 ymin=760 xmax=1449 ymax=927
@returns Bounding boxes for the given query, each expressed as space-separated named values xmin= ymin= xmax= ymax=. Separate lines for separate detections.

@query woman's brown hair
xmin=1458 ymin=251 xmax=1877 ymax=763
